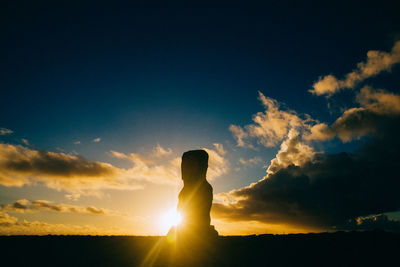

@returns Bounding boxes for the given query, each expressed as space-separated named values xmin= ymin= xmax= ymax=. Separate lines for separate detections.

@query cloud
xmin=1 ymin=199 xmax=125 ymax=216
xmin=21 ymin=138 xmax=30 ymax=145
xmin=93 ymin=137 xmax=101 ymax=143
xmin=310 ymin=40 xmax=400 ymax=96
xmin=239 ymin=157 xmax=262 ymax=165
xmin=111 ymin=144 xmax=229 ymax=184
xmin=0 ymin=210 xmax=126 ymax=235
xmin=213 ymin=120 xmax=400 ymax=231
xmin=344 ymin=214 xmax=400 ymax=232
xmin=203 ymin=145 xmax=230 ymax=180
xmin=309 ymin=75 xmax=341 ymax=97
xmin=65 ymin=193 xmax=81 ymax=200
xmin=109 ymin=150 xmax=180 ymax=185
xmin=74 ymin=141 xmax=81 ymax=145
xmin=151 ymin=144 xmax=172 ymax=158
xmin=356 ymin=85 xmax=400 ymax=114
xmin=229 ymin=125 xmax=248 ymax=147
xmin=0 ymin=210 xmax=18 ymax=226
xmin=305 ymin=86 xmax=400 ymax=142
xmin=230 ymin=92 xmax=313 ymax=148
xmin=217 ymin=39 xmax=400 ymax=233
xmin=216 ymin=79 xmax=400 ymax=232
xmin=0 ymin=128 xmax=13 ymax=135
xmin=0 ymin=141 xmax=229 ymax=196
xmin=232 ymin=84 xmax=400 ymax=148
xmin=0 ymin=143 xmax=140 ymax=193
xmin=213 ymin=143 xmax=226 ymax=155
xmin=266 ymin=130 xmax=316 ymax=175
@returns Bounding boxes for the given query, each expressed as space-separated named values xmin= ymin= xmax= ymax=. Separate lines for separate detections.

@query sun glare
xmin=159 ymin=209 xmax=182 ymax=234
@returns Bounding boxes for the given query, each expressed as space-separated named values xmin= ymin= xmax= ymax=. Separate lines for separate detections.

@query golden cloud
xmin=0 ymin=128 xmax=13 ymax=135
xmin=0 ymin=141 xmax=228 ymax=196
xmin=1 ymin=199 xmax=125 ymax=216
xmin=0 ymin=211 xmax=126 ymax=235
xmin=310 ymin=41 xmax=400 ymax=96
xmin=0 ymin=144 xmax=134 ymax=192
xmin=0 ymin=144 xmax=181 ymax=194
xmin=151 ymin=144 xmax=173 ymax=158
xmin=239 ymin=157 xmax=262 ymax=165
xmin=304 ymin=86 xmax=400 ymax=142
xmin=230 ymin=92 xmax=314 ymax=148
xmin=203 ymin=144 xmax=230 ymax=180
xmin=111 ymin=143 xmax=229 ymax=184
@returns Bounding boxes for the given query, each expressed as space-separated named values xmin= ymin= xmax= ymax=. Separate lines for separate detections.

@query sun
xmin=159 ymin=209 xmax=182 ymax=234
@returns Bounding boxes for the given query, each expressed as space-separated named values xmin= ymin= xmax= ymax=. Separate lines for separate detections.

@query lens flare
xmin=159 ymin=209 xmax=182 ymax=234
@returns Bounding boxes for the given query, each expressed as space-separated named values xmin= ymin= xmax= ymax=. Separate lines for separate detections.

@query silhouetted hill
xmin=1 ymin=231 xmax=398 ymax=266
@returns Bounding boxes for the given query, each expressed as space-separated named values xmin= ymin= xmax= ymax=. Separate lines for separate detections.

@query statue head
xmin=181 ymin=150 xmax=208 ymax=184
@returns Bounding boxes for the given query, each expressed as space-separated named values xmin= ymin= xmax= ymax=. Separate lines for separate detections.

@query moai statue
xmin=169 ymin=150 xmax=218 ymax=239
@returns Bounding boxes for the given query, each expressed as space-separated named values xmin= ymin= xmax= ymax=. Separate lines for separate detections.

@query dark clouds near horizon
xmin=213 ymin=110 xmax=400 ymax=232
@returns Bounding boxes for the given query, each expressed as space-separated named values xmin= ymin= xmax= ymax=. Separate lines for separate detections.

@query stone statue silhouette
xmin=168 ymin=150 xmax=218 ymax=239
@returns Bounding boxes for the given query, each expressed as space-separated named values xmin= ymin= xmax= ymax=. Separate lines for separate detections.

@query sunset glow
xmin=1 ymin=5 xmax=400 ymax=237
xmin=159 ymin=209 xmax=182 ymax=234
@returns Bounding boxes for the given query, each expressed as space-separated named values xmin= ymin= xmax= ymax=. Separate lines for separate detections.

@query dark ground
xmin=1 ymin=231 xmax=399 ymax=266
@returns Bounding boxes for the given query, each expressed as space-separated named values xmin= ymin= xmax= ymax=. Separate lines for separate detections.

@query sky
xmin=1 ymin=3 xmax=400 ymax=235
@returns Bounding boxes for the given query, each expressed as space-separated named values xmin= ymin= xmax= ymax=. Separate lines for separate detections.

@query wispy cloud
xmin=93 ymin=137 xmax=101 ymax=143
xmin=110 ymin=149 xmax=181 ymax=185
xmin=239 ymin=157 xmax=262 ymax=165
xmin=151 ymin=144 xmax=172 ymax=158
xmin=1 ymin=199 xmax=125 ymax=216
xmin=0 ymin=210 xmax=126 ymax=235
xmin=0 ymin=128 xmax=13 ymax=135
xmin=310 ymin=40 xmax=400 ymax=97
xmin=74 ymin=141 xmax=81 ymax=145
xmin=110 ymin=144 xmax=229 ymax=184
xmin=203 ymin=144 xmax=230 ymax=180
xmin=21 ymin=138 xmax=30 ymax=145
xmin=229 ymin=125 xmax=249 ymax=147
xmin=230 ymin=91 xmax=314 ymax=148
xmin=213 ymin=143 xmax=227 ymax=155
